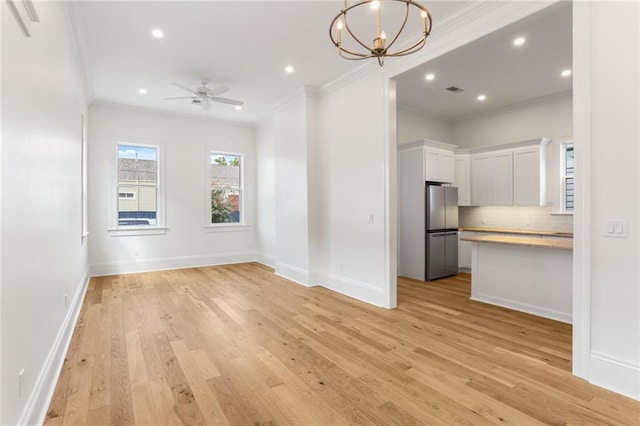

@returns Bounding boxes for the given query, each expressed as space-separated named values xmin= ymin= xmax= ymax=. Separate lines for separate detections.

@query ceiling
xmin=75 ymin=1 xmax=470 ymax=123
xmin=395 ymin=1 xmax=573 ymax=120
xmin=75 ymin=1 xmax=571 ymax=124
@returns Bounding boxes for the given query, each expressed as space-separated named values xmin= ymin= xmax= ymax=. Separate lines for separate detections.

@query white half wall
xmin=397 ymin=105 xmax=453 ymax=145
xmin=87 ymin=103 xmax=257 ymax=276
xmin=1 ymin=2 xmax=89 ymax=424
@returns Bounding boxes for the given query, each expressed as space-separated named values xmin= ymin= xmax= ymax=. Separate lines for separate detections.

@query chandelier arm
xmin=343 ymin=13 xmax=378 ymax=54
xmin=387 ymin=36 xmax=427 ymax=57
xmin=384 ymin=1 xmax=411 ymax=53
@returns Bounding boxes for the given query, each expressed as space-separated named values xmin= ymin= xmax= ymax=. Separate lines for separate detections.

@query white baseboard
xmin=589 ymin=351 xmax=640 ymax=400
xmin=19 ymin=268 xmax=90 ymax=426
xmin=471 ymin=293 xmax=572 ymax=324
xmin=274 ymin=261 xmax=317 ymax=287
xmin=253 ymin=252 xmax=276 ymax=268
xmin=90 ymin=252 xmax=256 ymax=276
xmin=323 ymin=272 xmax=385 ymax=307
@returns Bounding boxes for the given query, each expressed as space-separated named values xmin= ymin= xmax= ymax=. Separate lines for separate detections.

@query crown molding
xmin=64 ymin=2 xmax=93 ymax=103
xmin=269 ymin=85 xmax=321 ymax=113
xmin=90 ymin=100 xmax=256 ymax=129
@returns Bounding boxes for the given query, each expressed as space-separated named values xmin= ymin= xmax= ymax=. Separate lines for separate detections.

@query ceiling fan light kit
xmin=164 ymin=80 xmax=244 ymax=111
xmin=329 ymin=0 xmax=432 ymax=66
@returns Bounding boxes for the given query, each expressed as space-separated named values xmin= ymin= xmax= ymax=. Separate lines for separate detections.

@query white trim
xmin=470 ymin=294 xmax=572 ymax=324
xmin=588 ymin=352 xmax=640 ymax=400
xmin=254 ymin=253 xmax=276 ymax=269
xmin=107 ymin=226 xmax=168 ymax=237
xmin=89 ymin=252 xmax=255 ymax=276
xmin=383 ymin=78 xmax=398 ymax=309
xmin=204 ymin=224 xmax=250 ymax=233
xmin=64 ymin=2 xmax=92 ymax=102
xmin=323 ymin=272 xmax=386 ymax=308
xmin=274 ymin=262 xmax=316 ymax=288
xmin=19 ymin=269 xmax=90 ymax=426
xmin=572 ymin=0 xmax=592 ymax=380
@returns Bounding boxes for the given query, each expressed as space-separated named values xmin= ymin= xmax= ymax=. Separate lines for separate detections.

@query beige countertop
xmin=459 ymin=226 xmax=573 ymax=237
xmin=461 ymin=234 xmax=573 ymax=250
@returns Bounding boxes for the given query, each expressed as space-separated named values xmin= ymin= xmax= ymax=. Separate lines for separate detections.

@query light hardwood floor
xmin=46 ymin=263 xmax=639 ymax=425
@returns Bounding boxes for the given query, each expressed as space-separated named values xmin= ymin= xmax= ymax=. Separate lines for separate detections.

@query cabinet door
xmin=458 ymin=232 xmax=473 ymax=269
xmin=438 ymin=151 xmax=454 ymax=183
xmin=454 ymin=155 xmax=471 ymax=206
xmin=513 ymin=147 xmax=541 ymax=206
xmin=492 ymin=151 xmax=514 ymax=205
xmin=424 ymin=149 xmax=440 ymax=181
xmin=471 ymin=155 xmax=492 ymax=205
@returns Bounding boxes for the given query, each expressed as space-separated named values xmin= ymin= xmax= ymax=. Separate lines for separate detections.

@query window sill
xmin=204 ymin=224 xmax=250 ymax=233
xmin=108 ymin=226 xmax=168 ymax=237
xmin=551 ymin=211 xmax=574 ymax=216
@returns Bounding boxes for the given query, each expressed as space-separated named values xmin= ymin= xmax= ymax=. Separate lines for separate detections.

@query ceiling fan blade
xmin=164 ymin=96 xmax=197 ymax=100
xmin=208 ymin=86 xmax=230 ymax=97
xmin=171 ymin=82 xmax=199 ymax=96
xmin=211 ymin=97 xmax=244 ymax=106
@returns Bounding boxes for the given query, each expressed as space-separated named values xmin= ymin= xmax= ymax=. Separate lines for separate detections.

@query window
xmin=117 ymin=144 xmax=158 ymax=226
xmin=209 ymin=152 xmax=242 ymax=224
xmin=561 ymin=143 xmax=574 ymax=212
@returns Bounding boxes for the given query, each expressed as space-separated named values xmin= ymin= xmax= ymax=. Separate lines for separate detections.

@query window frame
xmin=108 ymin=140 xmax=166 ymax=236
xmin=560 ymin=141 xmax=574 ymax=214
xmin=205 ymin=150 xmax=247 ymax=230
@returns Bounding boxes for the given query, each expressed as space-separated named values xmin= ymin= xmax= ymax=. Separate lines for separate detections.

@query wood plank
xmin=45 ymin=264 xmax=640 ymax=425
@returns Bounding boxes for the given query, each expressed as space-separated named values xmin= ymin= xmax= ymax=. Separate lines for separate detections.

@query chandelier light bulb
xmin=380 ymin=31 xmax=386 ymax=40
xmin=337 ymin=19 xmax=344 ymax=30
xmin=371 ymin=1 xmax=380 ymax=10
xmin=421 ymin=10 xmax=427 ymax=18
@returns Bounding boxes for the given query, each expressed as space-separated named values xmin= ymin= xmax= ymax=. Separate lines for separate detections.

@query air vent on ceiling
xmin=446 ymin=86 xmax=464 ymax=93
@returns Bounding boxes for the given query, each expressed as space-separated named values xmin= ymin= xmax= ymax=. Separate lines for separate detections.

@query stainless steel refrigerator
xmin=426 ymin=185 xmax=459 ymax=281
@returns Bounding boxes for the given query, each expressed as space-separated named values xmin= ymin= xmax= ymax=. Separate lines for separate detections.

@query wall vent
xmin=446 ymin=86 xmax=464 ymax=93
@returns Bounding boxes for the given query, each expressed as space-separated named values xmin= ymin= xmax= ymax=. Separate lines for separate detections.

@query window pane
xmin=118 ymin=145 xmax=157 ymax=226
xmin=210 ymin=153 xmax=241 ymax=223
xmin=565 ymin=145 xmax=574 ymax=177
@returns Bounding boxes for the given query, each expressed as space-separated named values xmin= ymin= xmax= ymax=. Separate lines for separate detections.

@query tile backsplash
xmin=459 ymin=205 xmax=573 ymax=233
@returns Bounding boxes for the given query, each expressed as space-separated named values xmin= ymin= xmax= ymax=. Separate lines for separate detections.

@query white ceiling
xmin=395 ymin=1 xmax=572 ymax=120
xmin=75 ymin=1 xmax=469 ymax=123
xmin=75 ymin=1 xmax=571 ymax=124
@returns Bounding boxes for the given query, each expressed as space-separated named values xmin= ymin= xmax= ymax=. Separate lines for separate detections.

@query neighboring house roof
xmin=119 ymin=158 xmax=157 ymax=181
xmin=210 ymin=164 xmax=240 ymax=188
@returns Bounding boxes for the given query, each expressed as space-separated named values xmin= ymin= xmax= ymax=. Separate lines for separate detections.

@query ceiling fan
xmin=164 ymin=79 xmax=243 ymax=111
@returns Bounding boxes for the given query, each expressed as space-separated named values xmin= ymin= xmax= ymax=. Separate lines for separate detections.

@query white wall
xmin=1 ymin=2 xmax=89 ymax=424
xmin=272 ymin=95 xmax=312 ymax=284
xmin=88 ymin=103 xmax=256 ymax=275
xmin=397 ymin=105 xmax=453 ymax=144
xmin=256 ymin=118 xmax=276 ymax=265
xmin=574 ymin=1 xmax=639 ymax=399
xmin=452 ymin=92 xmax=573 ymax=149
xmin=321 ymin=72 xmax=389 ymax=306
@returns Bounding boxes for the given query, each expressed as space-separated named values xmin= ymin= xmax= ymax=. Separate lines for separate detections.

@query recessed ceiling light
xmin=151 ymin=28 xmax=164 ymax=39
xmin=138 ymin=88 xmax=147 ymax=94
xmin=285 ymin=65 xmax=294 ymax=74
xmin=513 ymin=37 xmax=526 ymax=46
xmin=561 ymin=69 xmax=572 ymax=77
xmin=477 ymin=94 xmax=486 ymax=101
xmin=235 ymin=105 xmax=242 ymax=111
xmin=425 ymin=73 xmax=435 ymax=81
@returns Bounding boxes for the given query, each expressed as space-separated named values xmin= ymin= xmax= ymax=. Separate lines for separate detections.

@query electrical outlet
xmin=18 ymin=369 xmax=25 ymax=397
xmin=366 ymin=214 xmax=374 ymax=224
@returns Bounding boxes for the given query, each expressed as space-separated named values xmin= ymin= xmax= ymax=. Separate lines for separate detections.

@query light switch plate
xmin=604 ymin=220 xmax=628 ymax=238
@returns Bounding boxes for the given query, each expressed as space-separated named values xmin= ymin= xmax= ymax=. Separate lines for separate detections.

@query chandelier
xmin=329 ymin=0 xmax=433 ymax=66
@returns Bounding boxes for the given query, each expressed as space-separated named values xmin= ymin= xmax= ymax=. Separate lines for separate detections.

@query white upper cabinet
xmin=471 ymin=150 xmax=513 ymax=206
xmin=513 ymin=140 xmax=549 ymax=206
xmin=454 ymin=154 xmax=471 ymax=206
xmin=464 ymin=138 xmax=549 ymax=207
xmin=424 ymin=146 xmax=454 ymax=183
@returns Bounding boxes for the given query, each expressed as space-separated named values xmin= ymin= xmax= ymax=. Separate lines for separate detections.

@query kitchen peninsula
xmin=461 ymin=231 xmax=573 ymax=324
